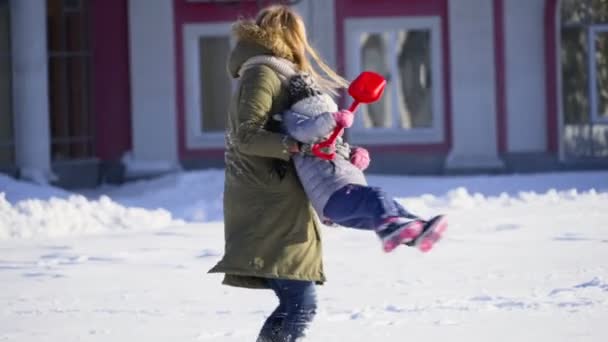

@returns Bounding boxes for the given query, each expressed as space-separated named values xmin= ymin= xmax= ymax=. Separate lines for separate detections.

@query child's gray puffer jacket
xmin=282 ymin=74 xmax=367 ymax=219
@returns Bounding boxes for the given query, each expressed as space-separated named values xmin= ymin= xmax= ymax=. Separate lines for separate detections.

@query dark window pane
xmin=397 ymin=30 xmax=433 ymax=128
xmin=562 ymin=0 xmax=608 ymax=25
xmin=560 ymin=12 xmax=608 ymax=159
xmin=0 ymin=0 xmax=13 ymax=165
xmin=63 ymin=0 xmax=82 ymax=12
xmin=591 ymin=0 xmax=608 ymax=23
xmin=47 ymin=0 xmax=93 ymax=160
xmin=561 ymin=0 xmax=593 ymax=25
xmin=361 ymin=33 xmax=391 ymax=128
xmin=0 ymin=0 xmax=8 ymax=53
xmin=561 ymin=27 xmax=590 ymax=125
xmin=595 ymin=31 xmax=608 ymax=119
xmin=199 ymin=36 xmax=231 ymax=132
xmin=48 ymin=55 xmax=92 ymax=159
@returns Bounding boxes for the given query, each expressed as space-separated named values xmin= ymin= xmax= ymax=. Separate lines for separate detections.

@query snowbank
xmin=0 ymin=175 xmax=182 ymax=240
xmin=2 ymin=170 xmax=607 ymax=239
xmin=79 ymin=170 xmax=226 ymax=222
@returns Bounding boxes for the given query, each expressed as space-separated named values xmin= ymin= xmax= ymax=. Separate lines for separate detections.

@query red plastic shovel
xmin=311 ymin=71 xmax=387 ymax=160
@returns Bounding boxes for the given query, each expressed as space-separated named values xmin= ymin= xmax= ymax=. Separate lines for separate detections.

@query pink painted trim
xmin=173 ymin=0 xmax=258 ymax=159
xmin=334 ymin=0 xmax=451 ymax=153
xmin=545 ymin=0 xmax=559 ymax=153
xmin=91 ymin=0 xmax=132 ymax=160
xmin=493 ymin=0 xmax=507 ymax=153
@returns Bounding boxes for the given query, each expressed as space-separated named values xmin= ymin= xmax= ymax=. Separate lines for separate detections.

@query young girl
xmin=240 ymin=54 xmax=447 ymax=252
xmin=282 ymin=73 xmax=448 ymax=253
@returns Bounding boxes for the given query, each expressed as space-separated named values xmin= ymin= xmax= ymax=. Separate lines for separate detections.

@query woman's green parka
xmin=208 ymin=21 xmax=325 ymax=289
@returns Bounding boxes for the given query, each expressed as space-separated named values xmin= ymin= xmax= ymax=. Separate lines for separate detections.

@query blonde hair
xmin=255 ymin=5 xmax=348 ymax=93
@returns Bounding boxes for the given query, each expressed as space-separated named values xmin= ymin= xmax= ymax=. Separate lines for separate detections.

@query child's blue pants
xmin=323 ymin=183 xmax=416 ymax=230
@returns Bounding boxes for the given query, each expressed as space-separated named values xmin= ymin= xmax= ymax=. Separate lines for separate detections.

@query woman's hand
xmin=283 ymin=136 xmax=301 ymax=154
xmin=288 ymin=142 xmax=301 ymax=154
xmin=350 ymin=147 xmax=370 ymax=171
xmin=332 ymin=109 xmax=354 ymax=128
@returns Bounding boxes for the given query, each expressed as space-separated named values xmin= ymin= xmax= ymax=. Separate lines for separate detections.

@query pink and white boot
xmin=377 ymin=215 xmax=447 ymax=253
xmin=404 ymin=215 xmax=448 ymax=253
xmin=376 ymin=217 xmax=425 ymax=253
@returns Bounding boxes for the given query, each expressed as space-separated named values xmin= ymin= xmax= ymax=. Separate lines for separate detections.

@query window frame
xmin=183 ymin=22 xmax=234 ymax=149
xmin=344 ymin=16 xmax=445 ymax=145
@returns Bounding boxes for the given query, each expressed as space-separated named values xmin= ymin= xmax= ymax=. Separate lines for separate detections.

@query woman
xmin=208 ymin=5 xmax=348 ymax=341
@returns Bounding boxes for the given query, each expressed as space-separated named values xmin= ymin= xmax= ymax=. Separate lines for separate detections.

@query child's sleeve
xmin=282 ymin=110 xmax=337 ymax=144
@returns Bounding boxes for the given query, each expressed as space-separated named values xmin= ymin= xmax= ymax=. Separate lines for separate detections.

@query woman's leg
xmin=257 ymin=278 xmax=317 ymax=342
xmin=257 ymin=300 xmax=287 ymax=342
xmin=323 ymin=184 xmax=402 ymax=230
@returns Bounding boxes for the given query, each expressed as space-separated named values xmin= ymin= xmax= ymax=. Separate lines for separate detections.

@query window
xmin=183 ymin=22 xmax=233 ymax=149
xmin=47 ymin=0 xmax=94 ymax=161
xmin=561 ymin=0 xmax=608 ymax=158
xmin=344 ymin=17 xmax=445 ymax=145
xmin=0 ymin=0 xmax=14 ymax=165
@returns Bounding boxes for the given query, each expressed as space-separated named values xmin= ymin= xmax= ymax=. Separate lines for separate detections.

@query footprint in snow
xmin=553 ymin=232 xmax=591 ymax=241
xmin=494 ymin=224 xmax=521 ymax=231
xmin=22 ymin=272 xmax=65 ymax=279
xmin=197 ymin=249 xmax=222 ymax=258
xmin=39 ymin=245 xmax=72 ymax=251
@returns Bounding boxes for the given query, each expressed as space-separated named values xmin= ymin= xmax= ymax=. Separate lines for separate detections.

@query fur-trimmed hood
xmin=228 ymin=20 xmax=296 ymax=78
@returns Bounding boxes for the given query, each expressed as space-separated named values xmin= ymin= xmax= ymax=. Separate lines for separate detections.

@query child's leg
xmin=322 ymin=184 xmax=446 ymax=252
xmin=323 ymin=184 xmax=402 ymax=230
xmin=257 ymin=279 xmax=317 ymax=342
xmin=394 ymin=200 xmax=420 ymax=220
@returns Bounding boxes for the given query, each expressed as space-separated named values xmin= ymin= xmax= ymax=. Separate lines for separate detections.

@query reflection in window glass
xmin=397 ymin=30 xmax=432 ymax=128
xmin=561 ymin=0 xmax=594 ymax=24
xmin=0 ymin=0 xmax=14 ymax=165
xmin=359 ymin=29 xmax=434 ymax=130
xmin=361 ymin=33 xmax=391 ymax=128
xmin=561 ymin=26 xmax=590 ymax=125
xmin=595 ymin=32 xmax=608 ymax=119
xmin=199 ymin=36 xmax=231 ymax=133
xmin=561 ymin=0 xmax=608 ymax=158
xmin=561 ymin=0 xmax=608 ymax=25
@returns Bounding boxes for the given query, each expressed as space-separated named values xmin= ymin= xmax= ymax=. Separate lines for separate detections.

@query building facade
xmin=0 ymin=0 xmax=607 ymax=188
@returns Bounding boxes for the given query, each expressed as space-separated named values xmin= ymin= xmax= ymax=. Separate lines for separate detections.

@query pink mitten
xmin=350 ymin=147 xmax=370 ymax=171
xmin=332 ymin=109 xmax=354 ymax=128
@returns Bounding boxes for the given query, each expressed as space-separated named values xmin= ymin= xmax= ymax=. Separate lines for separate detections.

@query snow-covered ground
xmin=1 ymin=170 xmax=607 ymax=341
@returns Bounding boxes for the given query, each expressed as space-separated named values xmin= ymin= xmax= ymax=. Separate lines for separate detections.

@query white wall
xmin=504 ymin=0 xmax=547 ymax=152
xmin=446 ymin=0 xmax=503 ymax=169
xmin=300 ymin=0 xmax=337 ymax=69
xmin=128 ymin=0 xmax=179 ymax=175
